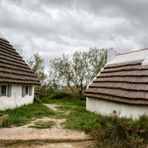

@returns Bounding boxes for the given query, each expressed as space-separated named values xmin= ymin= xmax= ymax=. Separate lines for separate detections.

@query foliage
xmin=41 ymin=94 xmax=85 ymax=106
xmin=49 ymin=48 xmax=107 ymax=98
xmin=88 ymin=115 xmax=148 ymax=148
xmin=35 ymin=84 xmax=55 ymax=98
xmin=28 ymin=53 xmax=46 ymax=84
xmin=0 ymin=103 xmax=55 ymax=126
xmin=50 ymin=92 xmax=74 ymax=100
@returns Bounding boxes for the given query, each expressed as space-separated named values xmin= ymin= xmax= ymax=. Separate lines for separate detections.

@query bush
xmin=88 ymin=115 xmax=148 ymax=147
xmin=50 ymin=91 xmax=73 ymax=100
xmin=35 ymin=85 xmax=55 ymax=98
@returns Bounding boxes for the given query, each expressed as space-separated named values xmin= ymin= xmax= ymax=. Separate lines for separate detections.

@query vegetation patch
xmin=0 ymin=114 xmax=9 ymax=128
xmin=29 ymin=120 xmax=55 ymax=129
xmin=88 ymin=115 xmax=148 ymax=148
xmin=41 ymin=96 xmax=85 ymax=107
xmin=64 ymin=107 xmax=100 ymax=131
xmin=0 ymin=103 xmax=55 ymax=127
xmin=42 ymin=97 xmax=148 ymax=147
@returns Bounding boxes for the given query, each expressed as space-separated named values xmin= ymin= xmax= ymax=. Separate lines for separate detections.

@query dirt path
xmin=0 ymin=103 xmax=93 ymax=148
xmin=44 ymin=104 xmax=59 ymax=111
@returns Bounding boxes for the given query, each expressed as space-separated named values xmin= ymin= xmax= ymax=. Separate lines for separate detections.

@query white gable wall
xmin=108 ymin=49 xmax=148 ymax=65
xmin=86 ymin=97 xmax=148 ymax=119
xmin=0 ymin=84 xmax=34 ymax=110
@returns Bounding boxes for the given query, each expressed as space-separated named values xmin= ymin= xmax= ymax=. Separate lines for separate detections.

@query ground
xmin=0 ymin=98 xmax=96 ymax=148
xmin=1 ymin=97 xmax=148 ymax=147
xmin=0 ymin=141 xmax=93 ymax=148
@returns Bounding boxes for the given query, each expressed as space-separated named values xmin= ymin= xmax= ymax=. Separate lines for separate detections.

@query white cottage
xmin=0 ymin=33 xmax=40 ymax=110
xmin=85 ymin=48 xmax=148 ymax=119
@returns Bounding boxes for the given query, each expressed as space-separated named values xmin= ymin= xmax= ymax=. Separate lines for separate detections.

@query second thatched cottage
xmin=85 ymin=48 xmax=148 ymax=119
xmin=0 ymin=33 xmax=40 ymax=110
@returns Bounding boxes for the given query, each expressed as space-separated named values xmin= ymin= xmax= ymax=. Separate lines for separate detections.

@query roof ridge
xmin=118 ymin=48 xmax=148 ymax=56
xmin=0 ymin=33 xmax=6 ymax=40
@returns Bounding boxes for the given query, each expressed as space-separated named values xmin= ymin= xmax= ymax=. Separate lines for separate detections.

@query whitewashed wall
xmin=0 ymin=84 xmax=34 ymax=111
xmin=86 ymin=97 xmax=148 ymax=119
xmin=108 ymin=49 xmax=148 ymax=65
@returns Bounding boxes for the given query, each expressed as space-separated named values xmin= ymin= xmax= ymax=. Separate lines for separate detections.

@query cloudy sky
xmin=0 ymin=0 xmax=148 ymax=66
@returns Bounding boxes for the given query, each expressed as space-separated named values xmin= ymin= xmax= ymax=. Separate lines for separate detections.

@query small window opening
xmin=1 ymin=85 xmax=6 ymax=96
xmin=26 ymin=86 xmax=29 ymax=94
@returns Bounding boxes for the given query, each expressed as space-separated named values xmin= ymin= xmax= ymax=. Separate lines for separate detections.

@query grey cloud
xmin=0 ymin=0 xmax=148 ymax=70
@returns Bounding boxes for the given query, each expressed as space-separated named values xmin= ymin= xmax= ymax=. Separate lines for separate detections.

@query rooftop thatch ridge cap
xmin=117 ymin=48 xmax=148 ymax=56
xmin=0 ymin=33 xmax=6 ymax=40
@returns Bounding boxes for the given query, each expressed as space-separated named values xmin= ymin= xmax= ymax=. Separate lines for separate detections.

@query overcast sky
xmin=0 ymin=0 xmax=148 ymax=67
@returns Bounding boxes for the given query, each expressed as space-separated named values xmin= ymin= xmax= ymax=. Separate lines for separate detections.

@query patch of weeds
xmin=0 ymin=117 xmax=9 ymax=128
xmin=64 ymin=107 xmax=99 ymax=131
xmin=40 ymin=92 xmax=73 ymax=103
xmin=89 ymin=115 xmax=148 ymax=147
xmin=50 ymin=92 xmax=73 ymax=100
xmin=0 ymin=102 xmax=56 ymax=127
xmin=30 ymin=120 xmax=55 ymax=129
xmin=41 ymin=97 xmax=86 ymax=108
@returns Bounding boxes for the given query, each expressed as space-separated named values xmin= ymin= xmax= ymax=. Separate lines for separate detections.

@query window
xmin=1 ymin=85 xmax=6 ymax=96
xmin=25 ymin=86 xmax=29 ymax=94
xmin=22 ymin=85 xmax=32 ymax=97
xmin=0 ymin=85 xmax=11 ymax=97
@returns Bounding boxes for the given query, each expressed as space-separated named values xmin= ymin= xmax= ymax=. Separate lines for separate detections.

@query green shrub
xmin=50 ymin=91 xmax=72 ymax=99
xmin=88 ymin=115 xmax=148 ymax=147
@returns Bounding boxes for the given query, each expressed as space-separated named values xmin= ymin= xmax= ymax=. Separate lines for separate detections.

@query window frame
xmin=22 ymin=85 xmax=33 ymax=97
xmin=0 ymin=84 xmax=11 ymax=97
xmin=0 ymin=85 xmax=7 ymax=96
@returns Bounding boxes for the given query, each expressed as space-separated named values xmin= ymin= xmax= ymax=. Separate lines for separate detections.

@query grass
xmin=0 ymin=102 xmax=55 ymax=127
xmin=41 ymin=95 xmax=148 ymax=147
xmin=41 ymin=96 xmax=100 ymax=131
xmin=29 ymin=120 xmax=55 ymax=129
xmin=88 ymin=115 xmax=148 ymax=147
xmin=64 ymin=107 xmax=100 ymax=131
xmin=1 ymin=91 xmax=148 ymax=147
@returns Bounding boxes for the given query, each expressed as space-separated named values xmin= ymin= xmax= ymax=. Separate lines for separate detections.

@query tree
xmin=28 ymin=53 xmax=46 ymax=84
xmin=49 ymin=48 xmax=107 ymax=98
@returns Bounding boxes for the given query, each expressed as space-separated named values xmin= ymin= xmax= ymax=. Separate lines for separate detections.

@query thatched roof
xmin=85 ymin=48 xmax=148 ymax=105
xmin=0 ymin=35 xmax=40 ymax=85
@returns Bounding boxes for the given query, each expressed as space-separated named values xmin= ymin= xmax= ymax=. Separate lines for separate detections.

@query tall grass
xmin=88 ymin=115 xmax=148 ymax=147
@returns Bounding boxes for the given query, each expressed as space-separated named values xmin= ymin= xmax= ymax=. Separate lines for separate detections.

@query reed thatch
xmin=0 ymin=37 xmax=40 ymax=85
xmin=85 ymin=59 xmax=148 ymax=104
